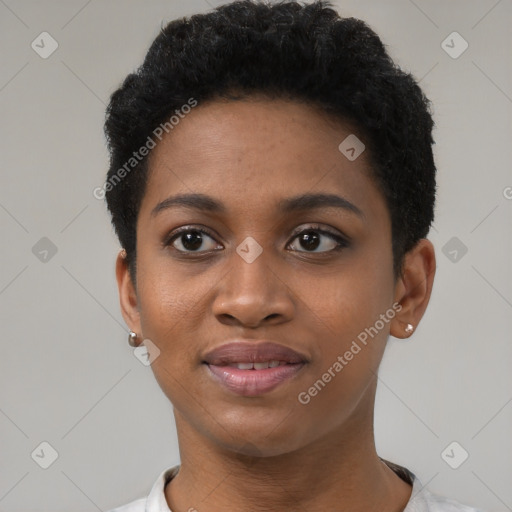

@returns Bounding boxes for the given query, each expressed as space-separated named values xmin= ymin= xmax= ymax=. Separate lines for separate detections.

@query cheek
xmin=135 ymin=266 xmax=206 ymax=408
xmin=297 ymin=256 xmax=394 ymax=395
xmin=135 ymin=256 xmax=206 ymax=365
xmin=304 ymin=257 xmax=394 ymax=339
xmin=136 ymin=245 xmax=209 ymax=325
xmin=295 ymin=282 xmax=391 ymax=432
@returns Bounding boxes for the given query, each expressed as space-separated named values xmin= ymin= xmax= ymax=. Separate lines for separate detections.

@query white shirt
xmin=106 ymin=462 xmax=484 ymax=512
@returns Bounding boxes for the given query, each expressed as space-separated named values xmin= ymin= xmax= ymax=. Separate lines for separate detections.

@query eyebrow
xmin=150 ymin=192 xmax=364 ymax=219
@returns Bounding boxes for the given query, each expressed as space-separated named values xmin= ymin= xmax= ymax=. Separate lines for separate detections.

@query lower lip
xmin=205 ymin=363 xmax=305 ymax=396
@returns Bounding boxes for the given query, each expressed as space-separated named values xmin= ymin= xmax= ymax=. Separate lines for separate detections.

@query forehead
xmin=139 ymin=98 xmax=386 ymax=222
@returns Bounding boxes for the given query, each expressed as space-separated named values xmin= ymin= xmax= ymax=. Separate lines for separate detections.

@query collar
xmin=145 ymin=460 xmax=427 ymax=512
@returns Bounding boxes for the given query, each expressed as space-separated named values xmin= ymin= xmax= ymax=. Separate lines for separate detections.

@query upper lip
xmin=203 ymin=341 xmax=308 ymax=365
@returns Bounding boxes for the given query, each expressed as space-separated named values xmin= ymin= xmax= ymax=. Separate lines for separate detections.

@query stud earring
xmin=128 ymin=331 xmax=138 ymax=347
xmin=404 ymin=324 xmax=414 ymax=334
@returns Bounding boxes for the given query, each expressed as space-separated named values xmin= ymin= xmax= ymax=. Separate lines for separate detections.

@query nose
xmin=212 ymin=247 xmax=295 ymax=328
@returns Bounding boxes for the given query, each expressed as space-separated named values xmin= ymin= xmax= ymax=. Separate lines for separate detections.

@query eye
xmin=164 ymin=224 xmax=349 ymax=255
xmin=165 ymin=227 xmax=221 ymax=253
xmin=287 ymin=225 xmax=349 ymax=253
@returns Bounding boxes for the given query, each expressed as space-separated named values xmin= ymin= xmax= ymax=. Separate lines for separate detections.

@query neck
xmin=165 ymin=386 xmax=412 ymax=512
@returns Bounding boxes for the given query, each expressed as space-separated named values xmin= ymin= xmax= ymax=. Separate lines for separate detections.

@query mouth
xmin=220 ymin=360 xmax=294 ymax=369
xmin=202 ymin=341 xmax=308 ymax=396
xmin=204 ymin=361 xmax=306 ymax=396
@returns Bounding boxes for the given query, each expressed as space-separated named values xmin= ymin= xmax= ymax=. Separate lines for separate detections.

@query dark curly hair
xmin=103 ymin=0 xmax=436 ymax=283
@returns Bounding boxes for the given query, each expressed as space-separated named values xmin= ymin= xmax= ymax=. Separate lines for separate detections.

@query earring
xmin=128 ymin=331 xmax=138 ymax=347
xmin=404 ymin=324 xmax=414 ymax=334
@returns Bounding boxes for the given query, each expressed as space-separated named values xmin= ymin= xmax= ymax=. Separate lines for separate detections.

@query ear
xmin=115 ymin=249 xmax=141 ymax=334
xmin=390 ymin=239 xmax=436 ymax=339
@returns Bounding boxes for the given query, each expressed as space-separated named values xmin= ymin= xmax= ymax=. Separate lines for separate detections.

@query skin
xmin=116 ymin=96 xmax=436 ymax=512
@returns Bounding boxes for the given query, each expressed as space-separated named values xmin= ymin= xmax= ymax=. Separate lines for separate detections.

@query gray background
xmin=1 ymin=0 xmax=511 ymax=511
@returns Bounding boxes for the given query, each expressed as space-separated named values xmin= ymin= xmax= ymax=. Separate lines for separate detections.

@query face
xmin=117 ymin=97 xmax=434 ymax=456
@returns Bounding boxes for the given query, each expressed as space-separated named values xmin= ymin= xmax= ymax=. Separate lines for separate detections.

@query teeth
xmin=229 ymin=360 xmax=284 ymax=369
xmin=236 ymin=363 xmax=254 ymax=370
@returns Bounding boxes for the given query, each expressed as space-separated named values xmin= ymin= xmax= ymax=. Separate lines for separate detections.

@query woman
xmin=103 ymin=1 xmax=483 ymax=510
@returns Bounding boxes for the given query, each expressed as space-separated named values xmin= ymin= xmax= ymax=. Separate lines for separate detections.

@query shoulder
xmin=104 ymin=464 xmax=180 ymax=512
xmin=409 ymin=486 xmax=485 ymax=512
xmin=381 ymin=459 xmax=485 ymax=512
xmin=104 ymin=497 xmax=146 ymax=512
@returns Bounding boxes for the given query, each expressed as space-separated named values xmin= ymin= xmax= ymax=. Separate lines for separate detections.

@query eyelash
xmin=163 ymin=224 xmax=350 ymax=256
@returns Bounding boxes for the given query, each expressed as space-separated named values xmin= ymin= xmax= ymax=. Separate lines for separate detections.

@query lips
xmin=203 ymin=341 xmax=308 ymax=396
xmin=202 ymin=341 xmax=308 ymax=365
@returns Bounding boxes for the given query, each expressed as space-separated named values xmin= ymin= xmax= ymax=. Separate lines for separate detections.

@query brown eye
xmin=166 ymin=228 xmax=221 ymax=253
xmin=288 ymin=226 xmax=349 ymax=253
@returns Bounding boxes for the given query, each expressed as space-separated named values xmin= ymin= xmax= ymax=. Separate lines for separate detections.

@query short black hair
xmin=103 ymin=0 xmax=436 ymax=283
